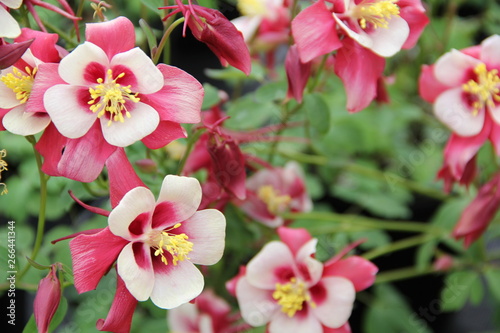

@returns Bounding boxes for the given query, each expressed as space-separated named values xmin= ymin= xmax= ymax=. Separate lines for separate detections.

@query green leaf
xmin=484 ymin=268 xmax=500 ymax=302
xmin=302 ymin=93 xmax=331 ymax=136
xmin=469 ymin=275 xmax=484 ymax=306
xmin=440 ymin=271 xmax=479 ymax=312
xmin=139 ymin=0 xmax=164 ymax=15
xmin=138 ymin=19 xmax=158 ymax=52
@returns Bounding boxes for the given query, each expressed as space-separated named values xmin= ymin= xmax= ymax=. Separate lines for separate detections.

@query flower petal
xmin=167 ymin=302 xmax=199 ymax=333
xmin=434 ymin=87 xmax=485 ymax=136
xmin=100 ymin=101 xmax=159 ymax=147
xmin=236 ymin=277 xmax=278 ymax=327
xmin=180 ymin=209 xmax=226 ymax=266
xmin=117 ymin=242 xmax=155 ymax=301
xmin=86 ymin=16 xmax=135 ymax=59
xmin=433 ymin=50 xmax=480 ymax=87
xmin=480 ymin=34 xmax=500 ymax=67
xmin=0 ymin=6 xmax=21 ymax=38
xmin=150 ymin=260 xmax=204 ymax=309
xmin=109 ymin=186 xmax=155 ymax=239
xmin=3 ymin=105 xmax=50 ymax=135
xmin=357 ymin=16 xmax=410 ymax=57
xmin=141 ymin=120 xmax=187 ymax=149
xmin=277 ymin=226 xmax=312 ymax=256
xmin=0 ymin=67 xmax=21 ymax=108
xmin=268 ymin=310 xmax=323 ymax=333
xmin=44 ymin=85 xmax=97 ymax=138
xmin=156 ymin=175 xmax=202 ymax=223
xmin=418 ymin=64 xmax=451 ymax=103
xmin=323 ymin=256 xmax=378 ymax=292
xmin=296 ymin=239 xmax=323 ymax=285
xmin=58 ymin=42 xmax=109 ymax=86
xmin=311 ymin=277 xmax=355 ymax=328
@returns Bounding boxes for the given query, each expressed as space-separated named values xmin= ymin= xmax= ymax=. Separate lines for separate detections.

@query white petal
xmin=58 ymin=42 xmax=109 ymax=86
xmin=0 ymin=67 xmax=21 ymax=109
xmin=296 ymin=239 xmax=323 ymax=285
xmin=44 ymin=85 xmax=97 ymax=138
xmin=236 ymin=277 xmax=279 ymax=327
xmin=183 ymin=209 xmax=226 ymax=266
xmin=268 ymin=310 xmax=323 ymax=333
xmin=167 ymin=302 xmax=199 ymax=332
xmin=246 ymin=241 xmax=295 ymax=289
xmin=156 ymin=175 xmax=202 ymax=221
xmin=488 ymin=104 xmax=500 ymax=126
xmin=150 ymin=261 xmax=204 ymax=309
xmin=2 ymin=0 xmax=22 ymax=9
xmin=108 ymin=186 xmax=156 ymax=239
xmin=100 ymin=102 xmax=159 ymax=147
xmin=480 ymin=35 xmax=500 ymax=68
xmin=199 ymin=314 xmax=214 ymax=333
xmin=434 ymin=87 xmax=484 ymax=136
xmin=0 ymin=6 xmax=20 ymax=38
xmin=3 ymin=105 xmax=50 ymax=135
xmin=434 ymin=50 xmax=481 ymax=87
xmin=311 ymin=277 xmax=356 ymax=328
xmin=231 ymin=16 xmax=262 ymax=41
xmin=110 ymin=48 xmax=164 ymax=94
xmin=117 ymin=242 xmax=155 ymax=301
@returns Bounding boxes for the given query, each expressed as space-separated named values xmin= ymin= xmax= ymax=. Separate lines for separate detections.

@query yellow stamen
xmin=88 ymin=69 xmax=140 ymax=126
xmin=257 ymin=185 xmax=291 ymax=214
xmin=150 ymin=223 xmax=193 ymax=266
xmin=462 ymin=63 xmax=500 ymax=116
xmin=0 ymin=66 xmax=37 ymax=104
xmin=237 ymin=0 xmax=267 ymax=16
xmin=273 ymin=278 xmax=315 ymax=317
xmin=355 ymin=0 xmax=400 ymax=29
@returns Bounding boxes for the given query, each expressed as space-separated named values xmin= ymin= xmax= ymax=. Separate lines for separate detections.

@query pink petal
xmin=434 ymin=87 xmax=484 ymax=136
xmin=85 ymin=16 xmax=136 ymax=59
xmin=292 ymin=0 xmax=341 ymax=63
xmin=0 ymin=6 xmax=21 ymax=38
xmin=180 ymin=209 xmax=225 ymax=265
xmin=108 ymin=186 xmax=155 ymax=240
xmin=96 ymin=274 xmax=138 ymax=333
xmin=296 ymin=239 xmax=323 ymax=285
xmin=324 ymin=322 xmax=352 ymax=333
xmin=100 ymin=102 xmax=160 ymax=147
xmin=246 ymin=241 xmax=295 ymax=289
xmin=480 ymin=35 xmax=500 ymax=67
xmin=139 ymin=64 xmax=202 ymax=124
xmin=110 ymin=48 xmax=163 ymax=94
xmin=35 ymin=123 xmax=67 ymax=177
xmin=285 ymin=45 xmax=312 ymax=103
xmin=58 ymin=42 xmax=109 ymax=86
xmin=69 ymin=227 xmax=128 ymax=293
xmin=0 ymin=39 xmax=32 ymax=71
xmin=311 ymin=277 xmax=355 ymax=328
xmin=117 ymin=242 xmax=155 ymax=301
xmin=277 ymin=226 xmax=312 ymax=256
xmin=156 ymin=175 xmax=202 ymax=224
xmin=106 ymin=148 xmax=146 ymax=208
xmin=334 ymin=38 xmax=386 ymax=112
xmin=418 ymin=64 xmax=451 ymax=103
xmin=44 ymin=84 xmax=97 ymax=138
xmin=3 ymin=105 xmax=50 ymax=135
xmin=34 ymin=265 xmax=61 ymax=333
xmin=399 ymin=0 xmax=430 ymax=50
xmin=27 ymin=63 xmax=66 ymax=115
xmin=323 ymin=256 xmax=378 ymax=292
xmin=433 ymin=50 xmax=480 ymax=87
xmin=150 ymin=260 xmax=204 ymax=309
xmin=268 ymin=310 xmax=323 ymax=333
xmin=16 ymin=28 xmax=60 ymax=63
xmin=236 ymin=277 xmax=278 ymax=327
xmin=141 ymin=120 xmax=187 ymax=149
xmin=167 ymin=301 xmax=199 ymax=332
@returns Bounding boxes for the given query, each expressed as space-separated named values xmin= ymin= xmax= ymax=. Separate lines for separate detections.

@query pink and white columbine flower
xmin=33 ymin=16 xmax=203 ymax=182
xmin=238 ymin=162 xmax=312 ymax=227
xmin=0 ymin=29 xmax=62 ymax=135
xmin=0 ymin=0 xmax=22 ymax=38
xmin=70 ymin=173 xmax=226 ymax=310
xmin=419 ymin=35 xmax=500 ymax=189
xmin=234 ymin=227 xmax=377 ymax=333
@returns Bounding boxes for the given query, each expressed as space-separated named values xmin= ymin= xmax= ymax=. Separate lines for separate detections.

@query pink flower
xmin=285 ymin=45 xmax=312 ymax=103
xmin=234 ymin=227 xmax=377 ymax=333
xmin=453 ymin=173 xmax=500 ymax=248
xmin=238 ymin=162 xmax=312 ymax=227
xmin=70 ymin=173 xmax=226 ymax=309
xmin=0 ymin=0 xmax=22 ymax=38
xmin=34 ymin=264 xmax=61 ymax=333
xmin=0 ymin=39 xmax=33 ymax=71
xmin=0 ymin=29 xmax=61 ymax=135
xmin=162 ymin=0 xmax=251 ymax=75
xmin=33 ymin=16 xmax=203 ymax=182
xmin=419 ymin=35 xmax=500 ymax=188
xmin=168 ymin=289 xmax=248 ymax=333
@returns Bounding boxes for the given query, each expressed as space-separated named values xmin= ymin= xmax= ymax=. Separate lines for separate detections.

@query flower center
xmin=273 ymin=278 xmax=315 ymax=317
xmin=462 ymin=63 xmax=500 ymax=115
xmin=0 ymin=66 xmax=37 ymax=104
xmin=257 ymin=185 xmax=291 ymax=214
xmin=355 ymin=0 xmax=400 ymax=29
xmin=150 ymin=223 xmax=193 ymax=266
xmin=237 ymin=0 xmax=267 ymax=16
xmin=88 ymin=68 xmax=140 ymax=126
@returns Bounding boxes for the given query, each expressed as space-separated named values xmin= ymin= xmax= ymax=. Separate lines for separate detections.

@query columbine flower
xmin=0 ymin=0 xmax=22 ymax=38
xmin=453 ymin=173 xmax=500 ymax=248
xmin=161 ymin=0 xmax=251 ymax=75
xmin=0 ymin=29 xmax=61 ymax=135
xmin=418 ymin=35 xmax=500 ymax=189
xmin=34 ymin=16 xmax=203 ymax=182
xmin=34 ymin=264 xmax=62 ymax=333
xmin=69 ymin=173 xmax=226 ymax=309
xmin=235 ymin=227 xmax=377 ymax=333
xmin=238 ymin=162 xmax=312 ymax=227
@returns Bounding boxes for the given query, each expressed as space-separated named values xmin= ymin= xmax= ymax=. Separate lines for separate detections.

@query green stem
xmin=17 ymin=136 xmax=49 ymax=282
xmin=374 ymin=266 xmax=436 ymax=285
xmin=267 ymin=102 xmax=303 ymax=163
xmin=176 ymin=128 xmax=204 ymax=175
xmin=362 ymin=234 xmax=439 ymax=261
xmin=306 ymin=54 xmax=328 ymax=93
xmin=43 ymin=21 xmax=78 ymax=48
xmin=153 ymin=17 xmax=185 ymax=64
